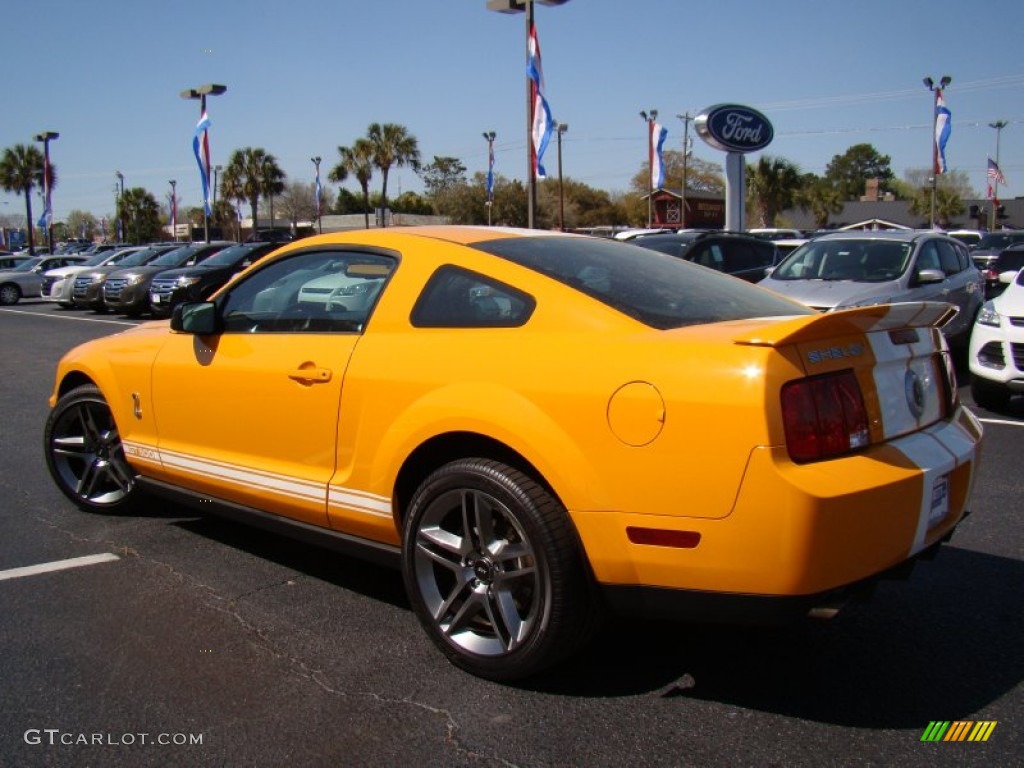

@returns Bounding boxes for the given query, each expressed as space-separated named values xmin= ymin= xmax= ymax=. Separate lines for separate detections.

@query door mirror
xmin=171 ymin=302 xmax=219 ymax=334
xmin=916 ymin=268 xmax=945 ymax=285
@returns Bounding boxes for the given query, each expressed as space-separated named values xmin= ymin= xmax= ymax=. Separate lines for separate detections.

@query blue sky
xmin=3 ymin=0 xmax=1023 ymax=222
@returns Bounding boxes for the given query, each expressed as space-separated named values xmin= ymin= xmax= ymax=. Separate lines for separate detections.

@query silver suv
xmin=759 ymin=230 xmax=984 ymax=346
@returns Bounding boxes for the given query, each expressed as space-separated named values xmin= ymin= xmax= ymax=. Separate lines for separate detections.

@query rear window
xmin=471 ymin=235 xmax=810 ymax=330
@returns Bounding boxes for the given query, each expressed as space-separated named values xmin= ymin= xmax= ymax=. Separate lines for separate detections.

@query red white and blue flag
xmin=192 ymin=108 xmax=213 ymax=216
xmin=987 ymin=157 xmax=1007 ymax=186
xmin=527 ymin=21 xmax=555 ymax=179
xmin=934 ymin=89 xmax=951 ymax=175
xmin=487 ymin=139 xmax=495 ymax=202
xmin=650 ymin=121 xmax=668 ymax=190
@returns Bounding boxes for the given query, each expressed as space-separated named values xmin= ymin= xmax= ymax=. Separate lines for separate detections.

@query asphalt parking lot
xmin=1 ymin=300 xmax=1021 ymax=767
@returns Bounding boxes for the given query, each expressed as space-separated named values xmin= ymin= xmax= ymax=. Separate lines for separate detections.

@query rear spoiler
xmin=734 ymin=302 xmax=958 ymax=347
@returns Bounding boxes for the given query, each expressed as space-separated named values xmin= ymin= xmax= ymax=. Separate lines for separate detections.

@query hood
xmin=760 ymin=276 xmax=900 ymax=310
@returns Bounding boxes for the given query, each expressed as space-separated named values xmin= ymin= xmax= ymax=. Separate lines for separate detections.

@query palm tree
xmin=746 ymin=156 xmax=801 ymax=228
xmin=260 ymin=155 xmax=286 ymax=230
xmin=0 ymin=143 xmax=53 ymax=254
xmin=220 ymin=147 xmax=285 ymax=237
xmin=366 ymin=123 xmax=421 ymax=227
xmin=797 ymin=176 xmax=844 ymax=229
xmin=117 ymin=187 xmax=161 ymax=244
xmin=330 ymin=139 xmax=375 ymax=229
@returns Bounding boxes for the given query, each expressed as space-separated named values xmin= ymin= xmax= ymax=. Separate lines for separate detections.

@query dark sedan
xmin=631 ymin=231 xmax=780 ymax=282
xmin=148 ymin=242 xmax=279 ymax=317
xmin=103 ymin=242 xmax=232 ymax=316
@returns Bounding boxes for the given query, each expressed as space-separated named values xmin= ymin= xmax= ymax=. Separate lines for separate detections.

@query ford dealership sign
xmin=695 ymin=104 xmax=773 ymax=153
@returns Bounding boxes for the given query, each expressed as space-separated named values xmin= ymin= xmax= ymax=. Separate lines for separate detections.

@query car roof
xmin=809 ymin=230 xmax=949 ymax=243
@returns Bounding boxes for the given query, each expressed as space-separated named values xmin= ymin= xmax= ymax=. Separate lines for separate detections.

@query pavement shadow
xmin=526 ymin=546 xmax=1023 ymax=729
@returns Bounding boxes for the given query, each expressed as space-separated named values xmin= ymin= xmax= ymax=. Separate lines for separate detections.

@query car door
xmin=148 ymin=248 xmax=396 ymax=528
xmin=902 ymin=239 xmax=951 ymax=306
xmin=933 ymin=238 xmax=978 ymax=337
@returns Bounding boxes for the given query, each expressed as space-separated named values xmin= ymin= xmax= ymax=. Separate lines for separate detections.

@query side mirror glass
xmin=171 ymin=302 xmax=218 ymax=334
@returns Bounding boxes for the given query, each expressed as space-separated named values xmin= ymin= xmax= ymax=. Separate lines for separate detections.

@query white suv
xmin=969 ymin=268 xmax=1024 ymax=410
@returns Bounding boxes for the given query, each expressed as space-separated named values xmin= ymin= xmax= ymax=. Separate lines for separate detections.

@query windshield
xmin=995 ymin=251 xmax=1024 ymax=273
xmin=771 ymin=239 xmax=913 ymax=282
xmin=118 ymin=247 xmax=171 ymax=267
xmin=10 ymin=258 xmax=43 ymax=272
xmin=81 ymin=251 xmax=114 ymax=266
xmin=632 ymin=233 xmax=701 ymax=257
xmin=149 ymin=246 xmax=199 ymax=267
xmin=472 ymin=235 xmax=811 ymax=330
xmin=201 ymin=244 xmax=262 ymax=267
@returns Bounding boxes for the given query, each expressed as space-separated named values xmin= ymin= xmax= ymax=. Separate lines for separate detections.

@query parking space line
xmin=0 ymin=553 xmax=121 ymax=582
xmin=0 ymin=308 xmax=137 ymax=326
xmin=977 ymin=417 xmax=1024 ymax=428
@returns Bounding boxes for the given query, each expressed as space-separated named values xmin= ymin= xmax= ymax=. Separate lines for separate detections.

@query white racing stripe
xmin=121 ymin=440 xmax=393 ymax=520
xmin=0 ymin=553 xmax=120 ymax=582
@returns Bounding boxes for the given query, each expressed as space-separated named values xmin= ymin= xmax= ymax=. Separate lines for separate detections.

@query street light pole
xmin=640 ymin=109 xmax=658 ymax=227
xmin=213 ymin=164 xmax=222 ymax=208
xmin=676 ymin=113 xmax=693 ymax=229
xmin=180 ymin=83 xmax=227 ymax=243
xmin=34 ymin=131 xmax=59 ymax=253
xmin=988 ymin=119 xmax=1008 ymax=231
xmin=115 ymin=171 xmax=125 ymax=243
xmin=169 ymin=180 xmax=177 ymax=241
xmin=923 ymin=75 xmax=951 ymax=229
xmin=311 ymin=156 xmax=322 ymax=235
xmin=486 ymin=1 xmax=571 ymax=229
xmin=483 ymin=131 xmax=496 ymax=226
xmin=556 ymin=122 xmax=568 ymax=230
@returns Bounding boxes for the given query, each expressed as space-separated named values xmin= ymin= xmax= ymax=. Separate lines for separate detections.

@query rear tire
xmin=44 ymin=384 xmax=141 ymax=513
xmin=402 ymin=459 xmax=598 ymax=681
xmin=0 ymin=283 xmax=21 ymax=305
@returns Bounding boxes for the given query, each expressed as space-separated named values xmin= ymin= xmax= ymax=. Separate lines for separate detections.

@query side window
xmin=692 ymin=243 xmax=724 ymax=270
xmin=936 ymin=240 xmax=961 ymax=274
xmin=411 ymin=265 xmax=535 ymax=328
xmin=218 ymin=249 xmax=395 ymax=333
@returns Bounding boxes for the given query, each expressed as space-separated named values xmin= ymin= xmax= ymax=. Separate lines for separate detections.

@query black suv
xmin=149 ymin=242 xmax=279 ymax=317
xmin=969 ymin=230 xmax=1024 ymax=270
xmin=982 ymin=243 xmax=1024 ymax=298
xmin=631 ymin=231 xmax=781 ymax=282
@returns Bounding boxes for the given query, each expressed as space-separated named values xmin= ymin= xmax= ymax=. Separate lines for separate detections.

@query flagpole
xmin=526 ymin=1 xmax=536 ymax=229
xmin=923 ymin=75 xmax=950 ymax=229
xmin=989 ymin=120 xmax=1007 ymax=231
xmin=640 ymin=110 xmax=657 ymax=227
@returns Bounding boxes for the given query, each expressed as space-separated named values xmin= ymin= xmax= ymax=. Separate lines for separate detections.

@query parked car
xmin=42 ymin=247 xmax=146 ymax=307
xmin=72 ymin=244 xmax=180 ymax=312
xmin=0 ymin=254 xmax=90 ymax=305
xmin=759 ymin=230 xmax=984 ymax=346
xmin=633 ymin=231 xmax=780 ymax=282
xmin=45 ymin=226 xmax=980 ymax=681
xmin=148 ymin=242 xmax=279 ymax=317
xmin=968 ymin=266 xmax=1024 ymax=410
xmin=947 ymin=229 xmax=982 ymax=247
xmin=747 ymin=228 xmax=805 ymax=241
xmin=979 ymin=243 xmax=1024 ymax=298
xmin=0 ymin=254 xmax=32 ymax=271
xmin=103 ymin=242 xmax=232 ymax=316
xmin=968 ymin=230 xmax=1024 ymax=270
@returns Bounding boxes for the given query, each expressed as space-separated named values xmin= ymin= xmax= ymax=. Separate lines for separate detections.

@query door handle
xmin=288 ymin=367 xmax=332 ymax=383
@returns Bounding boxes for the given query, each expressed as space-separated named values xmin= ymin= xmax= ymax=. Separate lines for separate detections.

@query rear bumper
xmin=572 ymin=407 xmax=981 ymax=602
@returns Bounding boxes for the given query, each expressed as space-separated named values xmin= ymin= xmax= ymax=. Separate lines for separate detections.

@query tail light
xmin=781 ymin=370 xmax=870 ymax=463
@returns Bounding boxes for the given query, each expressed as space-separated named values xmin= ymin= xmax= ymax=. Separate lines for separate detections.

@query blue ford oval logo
xmin=696 ymin=104 xmax=774 ymax=153
xmin=905 ymin=369 xmax=926 ymax=419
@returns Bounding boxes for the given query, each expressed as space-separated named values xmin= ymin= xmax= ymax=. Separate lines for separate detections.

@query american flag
xmin=527 ymin=21 xmax=555 ymax=179
xmin=987 ymin=157 xmax=1007 ymax=186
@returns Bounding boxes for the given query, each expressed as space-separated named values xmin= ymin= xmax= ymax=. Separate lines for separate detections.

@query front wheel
xmin=44 ymin=384 xmax=141 ymax=513
xmin=0 ymin=283 xmax=21 ymax=305
xmin=402 ymin=459 xmax=598 ymax=681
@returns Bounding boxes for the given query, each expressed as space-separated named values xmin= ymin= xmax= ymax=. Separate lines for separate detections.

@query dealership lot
xmin=1 ymin=300 xmax=1021 ymax=767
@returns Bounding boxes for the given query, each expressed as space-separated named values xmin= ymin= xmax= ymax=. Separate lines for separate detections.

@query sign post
xmin=695 ymin=104 xmax=773 ymax=232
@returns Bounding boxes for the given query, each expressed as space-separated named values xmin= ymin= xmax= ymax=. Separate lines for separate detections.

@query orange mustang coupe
xmin=45 ymin=227 xmax=982 ymax=680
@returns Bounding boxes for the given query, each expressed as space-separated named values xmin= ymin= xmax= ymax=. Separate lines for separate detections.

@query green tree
xmin=366 ymin=122 xmax=421 ymax=227
xmin=117 ymin=187 xmax=161 ymax=244
xmin=390 ymin=191 xmax=433 ymax=215
xmin=907 ymin=184 xmax=965 ymax=228
xmin=745 ymin=156 xmax=802 ymax=228
xmin=825 ymin=143 xmax=895 ymax=200
xmin=902 ymin=168 xmax=977 ymax=199
xmin=330 ymin=139 xmax=375 ymax=228
xmin=65 ymin=209 xmax=99 ymax=241
xmin=0 ymin=143 xmax=54 ymax=254
xmin=260 ymin=155 xmax=287 ymax=226
xmin=796 ymin=174 xmax=844 ymax=229
xmin=421 ymin=156 xmax=467 ymax=197
xmin=220 ymin=147 xmax=283 ymax=233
